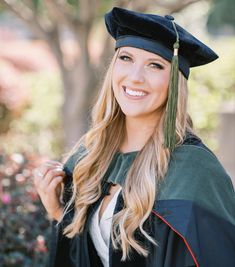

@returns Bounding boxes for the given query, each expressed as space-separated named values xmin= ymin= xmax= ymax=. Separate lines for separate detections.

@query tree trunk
xmin=60 ymin=61 xmax=96 ymax=150
xmin=60 ymin=22 xmax=97 ymax=150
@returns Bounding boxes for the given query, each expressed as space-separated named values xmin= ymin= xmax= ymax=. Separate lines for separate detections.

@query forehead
xmin=119 ymin=46 xmax=170 ymax=64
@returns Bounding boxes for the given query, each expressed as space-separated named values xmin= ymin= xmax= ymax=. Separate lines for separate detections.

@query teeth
xmin=125 ymin=88 xmax=147 ymax=96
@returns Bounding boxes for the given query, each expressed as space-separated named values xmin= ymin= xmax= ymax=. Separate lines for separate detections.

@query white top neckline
xmin=89 ymin=187 xmax=122 ymax=267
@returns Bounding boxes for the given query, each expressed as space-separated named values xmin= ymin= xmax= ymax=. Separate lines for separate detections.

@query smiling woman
xmin=112 ymin=47 xmax=171 ymax=120
xmin=33 ymin=7 xmax=235 ymax=267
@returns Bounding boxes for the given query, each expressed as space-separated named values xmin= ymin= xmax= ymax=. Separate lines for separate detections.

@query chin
xmin=120 ymin=106 xmax=146 ymax=118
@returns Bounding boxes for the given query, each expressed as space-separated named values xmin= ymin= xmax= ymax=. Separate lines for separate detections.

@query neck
xmin=120 ymin=113 xmax=162 ymax=153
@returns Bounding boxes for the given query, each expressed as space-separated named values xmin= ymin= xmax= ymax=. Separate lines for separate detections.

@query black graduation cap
xmin=105 ymin=7 xmax=218 ymax=79
xmin=104 ymin=7 xmax=218 ymax=151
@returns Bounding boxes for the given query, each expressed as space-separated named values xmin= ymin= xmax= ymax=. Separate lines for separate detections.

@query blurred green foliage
xmin=207 ymin=0 xmax=235 ymax=33
xmin=188 ymin=37 xmax=235 ymax=150
xmin=1 ymin=72 xmax=64 ymax=158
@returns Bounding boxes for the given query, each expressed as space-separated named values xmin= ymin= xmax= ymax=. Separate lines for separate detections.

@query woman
xmin=34 ymin=7 xmax=235 ymax=267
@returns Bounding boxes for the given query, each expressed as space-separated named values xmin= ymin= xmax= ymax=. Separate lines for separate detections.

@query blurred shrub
xmin=1 ymin=71 xmax=64 ymax=158
xmin=0 ymin=150 xmax=51 ymax=267
xmin=188 ymin=37 xmax=235 ymax=150
xmin=0 ymin=71 xmax=65 ymax=267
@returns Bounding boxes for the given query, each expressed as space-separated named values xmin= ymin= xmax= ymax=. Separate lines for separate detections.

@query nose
xmin=129 ymin=64 xmax=145 ymax=83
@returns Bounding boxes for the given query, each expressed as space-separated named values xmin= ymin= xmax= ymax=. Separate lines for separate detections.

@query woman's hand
xmin=33 ymin=161 xmax=66 ymax=221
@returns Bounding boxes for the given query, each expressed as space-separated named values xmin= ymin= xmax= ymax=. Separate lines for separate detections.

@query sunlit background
xmin=0 ymin=0 xmax=234 ymax=266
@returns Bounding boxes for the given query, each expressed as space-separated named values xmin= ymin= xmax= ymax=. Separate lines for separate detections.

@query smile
xmin=123 ymin=86 xmax=148 ymax=99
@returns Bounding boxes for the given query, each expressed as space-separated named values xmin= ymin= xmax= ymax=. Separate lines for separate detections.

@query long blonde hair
xmin=62 ymin=49 xmax=193 ymax=260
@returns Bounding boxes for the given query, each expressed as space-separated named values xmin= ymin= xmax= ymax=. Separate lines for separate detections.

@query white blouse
xmin=89 ymin=188 xmax=122 ymax=267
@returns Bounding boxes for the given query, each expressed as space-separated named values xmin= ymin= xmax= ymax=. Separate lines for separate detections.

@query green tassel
xmin=164 ymin=41 xmax=179 ymax=152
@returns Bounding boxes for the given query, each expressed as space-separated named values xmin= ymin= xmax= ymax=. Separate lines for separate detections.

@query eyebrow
xmin=119 ymin=49 xmax=168 ymax=66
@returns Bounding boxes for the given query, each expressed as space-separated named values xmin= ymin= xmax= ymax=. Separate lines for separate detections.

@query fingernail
xmin=55 ymin=167 xmax=63 ymax=171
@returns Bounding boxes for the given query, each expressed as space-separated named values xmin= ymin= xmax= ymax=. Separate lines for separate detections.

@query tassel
xmin=164 ymin=39 xmax=180 ymax=152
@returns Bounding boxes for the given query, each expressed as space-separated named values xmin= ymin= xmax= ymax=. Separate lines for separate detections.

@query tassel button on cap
xmin=165 ymin=15 xmax=174 ymax=21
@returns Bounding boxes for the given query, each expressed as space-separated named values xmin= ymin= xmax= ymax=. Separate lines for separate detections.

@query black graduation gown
xmin=48 ymin=135 xmax=235 ymax=267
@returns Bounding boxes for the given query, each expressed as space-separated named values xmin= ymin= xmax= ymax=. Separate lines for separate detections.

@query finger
xmin=33 ymin=168 xmax=44 ymax=186
xmin=43 ymin=160 xmax=63 ymax=167
xmin=37 ymin=161 xmax=63 ymax=179
xmin=33 ymin=160 xmax=63 ymax=187
xmin=40 ymin=168 xmax=65 ymax=190
xmin=46 ymin=176 xmax=63 ymax=194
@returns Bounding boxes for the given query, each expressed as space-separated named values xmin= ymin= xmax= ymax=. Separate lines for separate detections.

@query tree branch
xmin=110 ymin=0 xmax=127 ymax=8
xmin=129 ymin=0 xmax=152 ymax=12
xmin=46 ymin=25 xmax=67 ymax=74
xmin=43 ymin=0 xmax=76 ymax=29
xmin=1 ymin=0 xmax=68 ymax=73
xmin=153 ymin=0 xmax=204 ymax=13
xmin=79 ymin=0 xmax=101 ymax=25
xmin=1 ymin=0 xmax=49 ymax=39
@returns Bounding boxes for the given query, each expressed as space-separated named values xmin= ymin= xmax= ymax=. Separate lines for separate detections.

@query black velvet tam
xmin=105 ymin=7 xmax=218 ymax=79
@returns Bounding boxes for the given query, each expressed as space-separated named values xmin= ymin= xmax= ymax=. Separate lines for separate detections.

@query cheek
xmin=152 ymin=73 xmax=169 ymax=97
xmin=112 ymin=69 xmax=119 ymax=96
xmin=160 ymin=80 xmax=169 ymax=100
xmin=112 ymin=64 xmax=126 ymax=96
xmin=148 ymin=74 xmax=170 ymax=109
xmin=112 ymin=65 xmax=120 ymax=88
xmin=112 ymin=62 xmax=124 ymax=80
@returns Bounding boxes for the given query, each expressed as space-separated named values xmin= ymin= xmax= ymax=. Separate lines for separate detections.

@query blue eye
xmin=118 ymin=55 xmax=132 ymax=61
xmin=149 ymin=63 xmax=164 ymax=70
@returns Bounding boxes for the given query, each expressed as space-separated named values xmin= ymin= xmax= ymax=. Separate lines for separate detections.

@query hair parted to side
xmin=62 ymin=49 xmax=193 ymax=260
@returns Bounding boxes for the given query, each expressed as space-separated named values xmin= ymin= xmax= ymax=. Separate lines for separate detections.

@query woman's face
xmin=112 ymin=47 xmax=171 ymax=119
